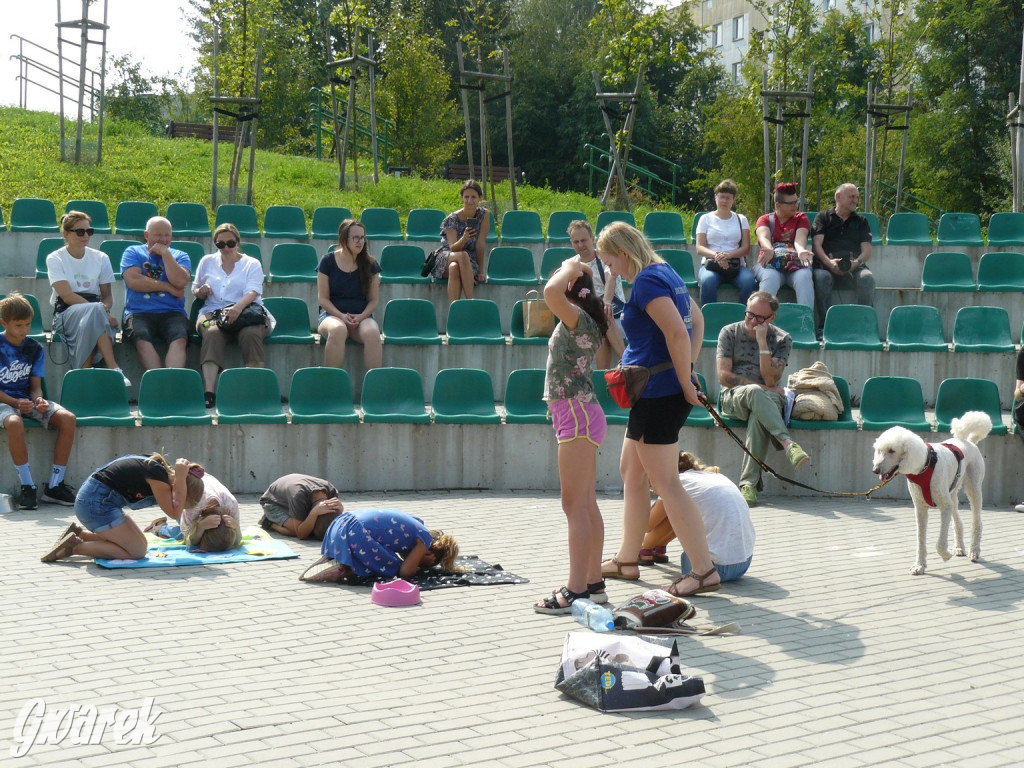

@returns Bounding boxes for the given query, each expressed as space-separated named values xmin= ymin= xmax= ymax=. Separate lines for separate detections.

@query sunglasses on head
xmin=66 ymin=227 xmax=95 ymax=236
xmin=215 ymin=239 xmax=238 ymax=249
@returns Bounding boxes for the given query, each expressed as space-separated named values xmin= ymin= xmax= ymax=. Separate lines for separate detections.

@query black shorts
xmin=625 ymin=392 xmax=693 ymax=445
xmin=123 ymin=312 xmax=190 ymax=345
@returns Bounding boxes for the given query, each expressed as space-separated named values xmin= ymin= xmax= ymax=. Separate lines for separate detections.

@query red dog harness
xmin=905 ymin=442 xmax=965 ymax=508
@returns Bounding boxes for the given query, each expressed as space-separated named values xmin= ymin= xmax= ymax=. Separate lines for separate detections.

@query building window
xmin=733 ymin=15 xmax=746 ymax=41
xmin=732 ymin=62 xmax=742 ymax=82
xmin=823 ymin=0 xmax=836 ymax=9
xmin=864 ymin=23 xmax=875 ymax=43
xmin=709 ymin=23 xmax=722 ymax=48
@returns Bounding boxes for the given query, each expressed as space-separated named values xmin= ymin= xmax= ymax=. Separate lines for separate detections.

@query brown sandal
xmin=601 ymin=557 xmax=640 ymax=581
xmin=41 ymin=532 xmax=82 ymax=563
xmin=144 ymin=516 xmax=167 ymax=534
xmin=666 ymin=567 xmax=721 ymax=597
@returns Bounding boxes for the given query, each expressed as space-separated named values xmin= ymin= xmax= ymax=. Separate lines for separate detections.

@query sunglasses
xmin=745 ymin=310 xmax=772 ymax=323
xmin=65 ymin=227 xmax=95 ymax=236
xmin=215 ymin=239 xmax=238 ymax=249
xmin=349 ymin=234 xmax=366 ymax=242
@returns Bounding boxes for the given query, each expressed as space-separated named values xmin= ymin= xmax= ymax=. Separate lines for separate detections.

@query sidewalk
xmin=3 ymin=490 xmax=1023 ymax=766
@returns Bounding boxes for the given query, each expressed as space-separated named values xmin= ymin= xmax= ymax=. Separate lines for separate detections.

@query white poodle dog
xmin=871 ymin=411 xmax=992 ymax=575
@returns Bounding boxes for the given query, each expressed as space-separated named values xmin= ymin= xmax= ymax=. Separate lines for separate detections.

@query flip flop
xmin=601 ymin=557 xmax=640 ymax=581
xmin=299 ymin=556 xmax=347 ymax=583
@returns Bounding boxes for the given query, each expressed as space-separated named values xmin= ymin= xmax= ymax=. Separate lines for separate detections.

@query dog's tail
xmin=951 ymin=410 xmax=993 ymax=444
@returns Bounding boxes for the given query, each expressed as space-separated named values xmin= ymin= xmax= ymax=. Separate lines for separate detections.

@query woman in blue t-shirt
xmin=316 ymin=219 xmax=383 ymax=372
xmin=595 ymin=222 xmax=722 ymax=598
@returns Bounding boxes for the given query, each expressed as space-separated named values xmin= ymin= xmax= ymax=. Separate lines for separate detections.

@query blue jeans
xmin=698 ymin=265 xmax=756 ymax=306
xmin=680 ymin=552 xmax=751 ymax=582
xmin=74 ymin=475 xmax=130 ymax=533
xmin=752 ymin=264 xmax=814 ymax=307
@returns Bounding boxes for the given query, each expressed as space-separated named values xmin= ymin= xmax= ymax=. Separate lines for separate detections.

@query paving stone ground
xmin=3 ymin=488 xmax=1023 ymax=767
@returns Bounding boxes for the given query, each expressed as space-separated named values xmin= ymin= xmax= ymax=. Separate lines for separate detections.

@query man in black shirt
xmin=810 ymin=184 xmax=874 ymax=334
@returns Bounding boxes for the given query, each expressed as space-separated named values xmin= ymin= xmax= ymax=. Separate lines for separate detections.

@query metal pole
xmin=594 ymin=72 xmax=617 ymax=206
xmin=503 ymin=49 xmax=517 ymax=209
xmin=1016 ymin=23 xmax=1024 ymax=211
xmin=864 ymin=82 xmax=873 ymax=212
xmin=57 ymin=0 xmax=66 ymax=160
xmin=367 ymin=31 xmax=379 ymax=184
xmin=246 ymin=32 xmax=263 ymax=206
xmin=96 ymin=0 xmax=108 ymax=163
xmin=762 ymin=71 xmax=771 ymax=212
xmin=456 ymin=41 xmax=474 ymax=174
xmin=1011 ymin=94 xmax=1020 ymax=213
xmin=476 ymin=47 xmax=489 ymax=197
xmin=73 ymin=0 xmax=88 ymax=163
xmin=211 ymin=26 xmax=219 ymax=209
xmin=798 ymin=65 xmax=813 ymax=210
xmin=895 ymin=87 xmax=911 ymax=215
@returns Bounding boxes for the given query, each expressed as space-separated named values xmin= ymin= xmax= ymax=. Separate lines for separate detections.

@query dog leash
xmin=696 ymin=392 xmax=895 ymax=498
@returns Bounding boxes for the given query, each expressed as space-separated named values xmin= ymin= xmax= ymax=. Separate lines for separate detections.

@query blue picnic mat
xmin=95 ymin=529 xmax=297 ymax=569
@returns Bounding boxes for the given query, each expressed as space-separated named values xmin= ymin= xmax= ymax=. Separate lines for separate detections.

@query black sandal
xmin=533 ymin=586 xmax=588 ymax=615
xmin=587 ymin=580 xmax=609 ymax=605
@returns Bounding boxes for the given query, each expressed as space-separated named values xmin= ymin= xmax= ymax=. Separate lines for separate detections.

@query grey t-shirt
xmin=717 ymin=321 xmax=791 ymax=385
xmin=259 ymin=474 xmax=339 ymax=524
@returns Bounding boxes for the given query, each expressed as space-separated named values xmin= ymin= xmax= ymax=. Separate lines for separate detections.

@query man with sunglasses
xmin=717 ymin=291 xmax=810 ymax=506
xmin=810 ymin=183 xmax=874 ymax=335
xmin=120 ymin=216 xmax=192 ymax=371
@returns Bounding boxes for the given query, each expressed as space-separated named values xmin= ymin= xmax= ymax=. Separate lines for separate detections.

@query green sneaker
xmin=786 ymin=443 xmax=809 ymax=468
xmin=739 ymin=484 xmax=757 ymax=506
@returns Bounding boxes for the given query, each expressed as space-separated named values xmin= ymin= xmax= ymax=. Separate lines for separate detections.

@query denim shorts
xmin=548 ymin=398 xmax=607 ymax=446
xmin=680 ymin=552 xmax=752 ymax=583
xmin=74 ymin=475 xmax=130 ymax=533
xmin=123 ymin=312 xmax=190 ymax=345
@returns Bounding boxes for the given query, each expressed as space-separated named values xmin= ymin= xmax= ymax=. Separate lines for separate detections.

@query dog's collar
xmin=905 ymin=443 xmax=965 ymax=508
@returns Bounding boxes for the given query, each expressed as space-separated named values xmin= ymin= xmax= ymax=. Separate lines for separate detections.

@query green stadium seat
xmin=381 ymin=299 xmax=441 ymax=345
xmin=241 ymin=242 xmax=262 ymax=261
xmin=361 ymin=207 xmax=403 ymax=240
xmin=885 ymin=212 xmax=932 ymax=246
xmin=215 ymin=204 xmax=260 ymax=238
xmin=936 ymin=212 xmax=984 ymax=247
xmin=100 ymin=240 xmax=137 ymax=280
xmin=268 ymin=243 xmax=318 ymax=283
xmin=446 ymin=299 xmax=505 ymax=345
xmin=138 ymin=368 xmax=213 ymax=426
xmin=484 ymin=208 xmax=498 ymax=243
xmin=804 ymin=211 xmax=818 ymax=228
xmin=431 ymin=368 xmax=501 ymax=424
xmin=0 ymin=293 xmax=49 ymax=342
xmin=379 ymin=244 xmax=430 ymax=284
xmin=921 ymin=252 xmax=975 ymax=291
xmin=861 ymin=212 xmax=883 ymax=245
xmin=170 ymin=240 xmax=206 ymax=275
xmin=263 ymin=296 xmax=316 ymax=344
xmin=951 ymin=306 xmax=1014 ymax=352
xmin=773 ymin=303 xmax=820 ymax=349
xmin=860 ymin=376 xmax=931 ymax=431
xmin=262 ymin=205 xmax=309 ymax=239
xmin=592 ymin=369 xmax=629 ymax=424
xmin=934 ymin=378 xmax=1007 ymax=435
xmin=10 ymin=198 xmax=58 ymax=232
xmin=64 ymin=200 xmax=112 ymax=234
xmin=215 ymin=368 xmax=288 ymax=424
xmin=546 ymin=211 xmax=588 ymax=243
xmin=486 ymin=246 xmax=538 ymax=285
xmin=36 ymin=237 xmax=65 ymax=278
xmin=596 ymin=210 xmax=636 ymax=236
xmin=499 ymin=210 xmax=544 ymax=243
xmin=790 ymin=375 xmax=857 ymax=430
xmin=58 ymin=369 xmax=135 ymax=426
xmin=166 ymin=202 xmax=212 ymax=237
xmin=701 ymin=302 xmax=745 ymax=347
xmin=643 ymin=211 xmax=686 ymax=245
xmin=822 ymin=305 xmax=884 ymax=350
xmin=405 ymin=208 xmax=446 ymax=242
xmin=510 ymin=300 xmax=550 ymax=346
xmin=655 ymin=249 xmax=696 ymax=289
xmin=976 ymin=251 xmax=1024 ymax=291
xmin=188 ymin=298 xmax=204 ymax=343
xmin=886 ymin=306 xmax=948 ymax=351
xmin=311 ymin=206 xmax=353 ymax=240
xmin=114 ymin=201 xmax=159 ymax=236
xmin=539 ymin=247 xmax=576 ymax=280
xmin=985 ymin=212 xmax=1024 ymax=246
xmin=503 ymin=369 xmax=549 ymax=424
xmin=691 ymin=213 xmax=708 ymax=244
xmin=360 ymin=367 xmax=431 ymax=423
xmin=288 ymin=367 xmax=360 ymax=424
xmin=686 ymin=372 xmax=714 ymax=427
xmin=0 ymin=205 xmax=5 ymax=231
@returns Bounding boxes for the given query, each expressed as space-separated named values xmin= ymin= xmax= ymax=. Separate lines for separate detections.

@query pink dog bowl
xmin=371 ymin=579 xmax=421 ymax=607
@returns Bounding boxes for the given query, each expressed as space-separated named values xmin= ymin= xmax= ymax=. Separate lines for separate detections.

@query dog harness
xmin=905 ymin=443 xmax=965 ymax=508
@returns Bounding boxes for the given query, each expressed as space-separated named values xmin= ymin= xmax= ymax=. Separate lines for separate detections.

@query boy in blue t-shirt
xmin=0 ymin=294 xmax=77 ymax=509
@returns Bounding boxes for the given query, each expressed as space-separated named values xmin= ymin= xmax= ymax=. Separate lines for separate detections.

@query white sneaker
xmin=1015 ymin=503 xmax=1024 ymax=513
xmin=115 ymin=368 xmax=131 ymax=388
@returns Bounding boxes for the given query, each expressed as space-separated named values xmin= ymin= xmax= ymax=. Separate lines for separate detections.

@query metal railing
xmin=308 ymin=86 xmax=395 ymax=169
xmin=583 ymin=143 xmax=685 ymax=204
xmin=874 ymin=180 xmax=946 ymax=221
xmin=9 ymin=34 xmax=102 ymax=117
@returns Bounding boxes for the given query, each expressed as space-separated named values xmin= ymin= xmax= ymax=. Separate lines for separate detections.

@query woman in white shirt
xmin=640 ymin=451 xmax=755 ymax=582
xmin=192 ymin=223 xmax=275 ymax=408
xmin=47 ymin=211 xmax=130 ymax=385
xmin=695 ymin=179 xmax=755 ymax=306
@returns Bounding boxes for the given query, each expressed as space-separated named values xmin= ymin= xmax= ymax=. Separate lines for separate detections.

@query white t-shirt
xmin=180 ymin=473 xmax=240 ymax=531
xmin=696 ymin=211 xmax=749 ymax=262
xmin=46 ymin=246 xmax=114 ymax=308
xmin=678 ymin=469 xmax=756 ymax=565
xmin=581 ymin=255 xmax=626 ymax=307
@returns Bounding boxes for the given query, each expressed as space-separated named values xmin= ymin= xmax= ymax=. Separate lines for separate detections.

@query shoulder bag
xmin=211 ymin=304 xmax=267 ymax=333
xmin=522 ymin=289 xmax=556 ymax=338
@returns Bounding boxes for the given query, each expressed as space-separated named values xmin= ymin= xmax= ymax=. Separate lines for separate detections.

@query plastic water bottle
xmin=773 ymin=244 xmax=787 ymax=271
xmin=571 ymin=598 xmax=614 ymax=632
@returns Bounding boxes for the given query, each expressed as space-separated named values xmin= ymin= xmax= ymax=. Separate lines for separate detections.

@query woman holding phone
xmin=431 ymin=179 xmax=489 ymax=302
